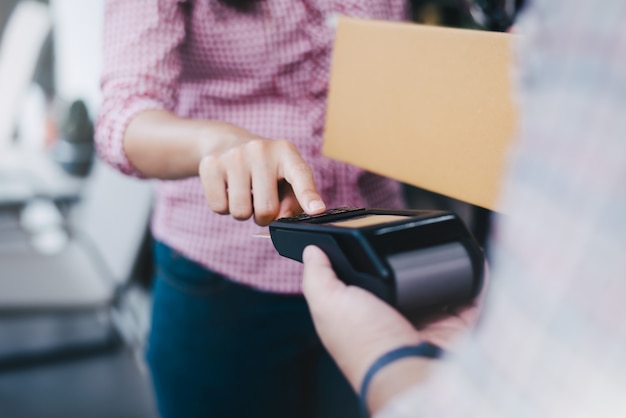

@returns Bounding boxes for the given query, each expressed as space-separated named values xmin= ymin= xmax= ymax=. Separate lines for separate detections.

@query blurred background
xmin=0 ymin=1 xmax=489 ymax=417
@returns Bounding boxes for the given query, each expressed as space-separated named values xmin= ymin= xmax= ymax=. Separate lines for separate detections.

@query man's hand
xmin=302 ymin=245 xmax=482 ymax=412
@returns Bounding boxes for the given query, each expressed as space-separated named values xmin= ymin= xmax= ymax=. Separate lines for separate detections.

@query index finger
xmin=279 ymin=145 xmax=326 ymax=215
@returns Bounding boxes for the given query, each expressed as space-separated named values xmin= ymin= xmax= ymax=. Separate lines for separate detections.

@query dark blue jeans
xmin=147 ymin=241 xmax=359 ymax=418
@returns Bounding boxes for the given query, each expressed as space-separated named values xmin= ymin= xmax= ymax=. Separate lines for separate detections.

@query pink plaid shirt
xmin=95 ymin=0 xmax=407 ymax=293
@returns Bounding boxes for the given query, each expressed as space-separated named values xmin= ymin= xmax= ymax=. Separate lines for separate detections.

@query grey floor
xmin=0 ymin=347 xmax=157 ymax=418
xmin=0 ymin=294 xmax=157 ymax=418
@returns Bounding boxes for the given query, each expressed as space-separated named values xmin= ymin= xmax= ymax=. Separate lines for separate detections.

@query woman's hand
xmin=123 ymin=110 xmax=325 ymax=226
xmin=301 ymin=245 xmax=482 ymax=413
xmin=198 ymin=126 xmax=325 ymax=226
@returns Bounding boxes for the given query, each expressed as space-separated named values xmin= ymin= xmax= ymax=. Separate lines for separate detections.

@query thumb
xmin=301 ymin=246 xmax=346 ymax=304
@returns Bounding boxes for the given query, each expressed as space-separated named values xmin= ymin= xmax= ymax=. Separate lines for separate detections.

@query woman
xmin=95 ymin=1 xmax=407 ymax=417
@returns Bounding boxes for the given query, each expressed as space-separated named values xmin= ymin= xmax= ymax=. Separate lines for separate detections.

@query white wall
xmin=50 ymin=0 xmax=104 ymax=118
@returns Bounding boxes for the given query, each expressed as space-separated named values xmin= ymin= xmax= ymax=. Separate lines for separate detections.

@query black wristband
xmin=358 ymin=342 xmax=444 ymax=418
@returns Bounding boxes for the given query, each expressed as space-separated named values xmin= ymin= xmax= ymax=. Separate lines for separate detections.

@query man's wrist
xmin=359 ymin=342 xmax=444 ymax=417
xmin=367 ymin=356 xmax=435 ymax=415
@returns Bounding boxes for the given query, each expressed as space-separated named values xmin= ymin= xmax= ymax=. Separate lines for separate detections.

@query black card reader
xmin=269 ymin=207 xmax=484 ymax=314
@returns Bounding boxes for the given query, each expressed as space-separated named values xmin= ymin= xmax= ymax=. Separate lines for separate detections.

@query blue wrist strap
xmin=358 ymin=342 xmax=444 ymax=418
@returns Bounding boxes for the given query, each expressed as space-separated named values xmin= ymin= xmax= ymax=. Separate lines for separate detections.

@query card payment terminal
xmin=269 ymin=207 xmax=484 ymax=314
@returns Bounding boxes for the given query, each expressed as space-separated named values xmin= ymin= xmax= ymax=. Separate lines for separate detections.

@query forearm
xmin=123 ymin=109 xmax=250 ymax=179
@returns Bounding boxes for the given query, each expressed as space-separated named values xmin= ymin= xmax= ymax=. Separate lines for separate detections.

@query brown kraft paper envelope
xmin=323 ymin=17 xmax=517 ymax=212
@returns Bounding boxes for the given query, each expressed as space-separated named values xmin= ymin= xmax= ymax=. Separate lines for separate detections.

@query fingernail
xmin=308 ymin=200 xmax=325 ymax=213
